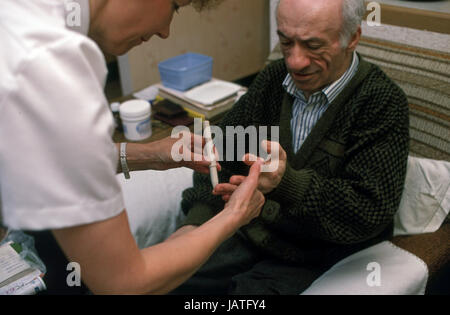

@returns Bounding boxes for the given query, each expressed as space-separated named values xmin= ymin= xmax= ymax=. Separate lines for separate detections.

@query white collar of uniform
xmin=64 ymin=0 xmax=90 ymax=36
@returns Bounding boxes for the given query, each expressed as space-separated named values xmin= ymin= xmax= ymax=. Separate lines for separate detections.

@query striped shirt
xmin=284 ymin=52 xmax=360 ymax=153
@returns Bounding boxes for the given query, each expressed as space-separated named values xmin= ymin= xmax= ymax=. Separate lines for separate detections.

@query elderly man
xmin=172 ymin=0 xmax=410 ymax=295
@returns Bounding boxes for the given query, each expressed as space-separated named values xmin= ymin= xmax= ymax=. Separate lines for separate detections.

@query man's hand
xmin=214 ymin=140 xmax=287 ymax=199
xmin=247 ymin=140 xmax=287 ymax=194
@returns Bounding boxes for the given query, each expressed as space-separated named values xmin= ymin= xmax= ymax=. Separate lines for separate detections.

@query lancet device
xmin=203 ymin=120 xmax=219 ymax=188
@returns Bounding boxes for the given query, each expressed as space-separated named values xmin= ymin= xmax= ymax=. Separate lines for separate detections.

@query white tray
xmin=184 ymin=80 xmax=243 ymax=106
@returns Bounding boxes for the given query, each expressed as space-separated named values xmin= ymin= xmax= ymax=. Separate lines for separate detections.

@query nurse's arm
xmin=51 ymin=160 xmax=263 ymax=294
xmin=51 ymin=210 xmax=232 ymax=294
xmin=115 ymin=133 xmax=220 ymax=175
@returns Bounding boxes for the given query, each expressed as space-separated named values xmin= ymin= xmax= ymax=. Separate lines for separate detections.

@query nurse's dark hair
xmin=191 ymin=0 xmax=225 ymax=11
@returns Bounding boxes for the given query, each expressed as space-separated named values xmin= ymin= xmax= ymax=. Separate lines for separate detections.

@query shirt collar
xmin=283 ymin=51 xmax=359 ymax=104
xmin=65 ymin=0 xmax=90 ymax=36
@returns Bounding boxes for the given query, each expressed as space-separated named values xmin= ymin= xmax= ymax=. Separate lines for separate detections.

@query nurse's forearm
xmin=139 ymin=210 xmax=240 ymax=294
xmin=115 ymin=142 xmax=161 ymax=173
xmin=115 ymin=136 xmax=212 ymax=174
xmin=52 ymin=208 xmax=240 ymax=295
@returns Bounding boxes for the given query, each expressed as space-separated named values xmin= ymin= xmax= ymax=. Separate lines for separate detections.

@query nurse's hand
xmin=220 ymin=159 xmax=265 ymax=227
xmin=169 ymin=159 xmax=265 ymax=241
xmin=122 ymin=133 xmax=220 ymax=174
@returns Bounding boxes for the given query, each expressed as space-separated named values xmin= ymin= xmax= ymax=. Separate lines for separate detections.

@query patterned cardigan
xmin=180 ymin=56 xmax=410 ymax=266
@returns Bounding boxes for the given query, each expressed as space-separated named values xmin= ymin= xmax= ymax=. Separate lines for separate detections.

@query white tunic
xmin=0 ymin=0 xmax=125 ymax=230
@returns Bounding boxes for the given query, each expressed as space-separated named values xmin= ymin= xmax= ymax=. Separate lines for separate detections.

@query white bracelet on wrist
xmin=120 ymin=142 xmax=130 ymax=180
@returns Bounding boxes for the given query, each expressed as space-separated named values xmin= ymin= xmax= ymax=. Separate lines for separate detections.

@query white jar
xmin=120 ymin=100 xmax=152 ymax=141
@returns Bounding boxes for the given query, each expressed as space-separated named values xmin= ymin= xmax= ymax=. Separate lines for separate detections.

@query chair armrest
xmin=391 ymin=222 xmax=450 ymax=294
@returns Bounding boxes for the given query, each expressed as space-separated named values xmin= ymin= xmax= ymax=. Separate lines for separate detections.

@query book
xmin=0 ymin=242 xmax=46 ymax=295
xmin=156 ymin=79 xmax=247 ymax=120
xmin=152 ymin=99 xmax=194 ymax=126
xmin=182 ymin=106 xmax=206 ymax=120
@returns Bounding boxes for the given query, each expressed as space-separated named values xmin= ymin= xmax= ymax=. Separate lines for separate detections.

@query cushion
xmin=117 ymin=167 xmax=193 ymax=249
xmin=301 ymin=241 xmax=428 ymax=295
xmin=394 ymin=156 xmax=450 ymax=236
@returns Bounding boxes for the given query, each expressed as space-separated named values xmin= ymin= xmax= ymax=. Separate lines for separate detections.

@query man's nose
xmin=286 ymin=44 xmax=311 ymax=72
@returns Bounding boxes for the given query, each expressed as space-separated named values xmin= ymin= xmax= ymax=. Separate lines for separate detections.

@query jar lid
xmin=110 ymin=102 xmax=120 ymax=112
xmin=120 ymin=100 xmax=151 ymax=119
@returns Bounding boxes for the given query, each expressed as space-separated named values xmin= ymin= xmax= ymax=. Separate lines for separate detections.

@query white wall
xmin=270 ymin=0 xmax=278 ymax=51
xmin=118 ymin=0 xmax=270 ymax=95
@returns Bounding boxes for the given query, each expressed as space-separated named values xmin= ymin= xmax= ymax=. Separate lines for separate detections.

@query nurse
xmin=0 ymin=0 xmax=264 ymax=294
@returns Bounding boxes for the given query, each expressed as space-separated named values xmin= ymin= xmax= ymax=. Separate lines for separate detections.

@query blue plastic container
xmin=158 ymin=53 xmax=213 ymax=91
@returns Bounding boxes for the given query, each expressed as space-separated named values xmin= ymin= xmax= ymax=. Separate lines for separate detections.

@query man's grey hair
xmin=340 ymin=0 xmax=366 ymax=47
xmin=276 ymin=0 xmax=366 ymax=48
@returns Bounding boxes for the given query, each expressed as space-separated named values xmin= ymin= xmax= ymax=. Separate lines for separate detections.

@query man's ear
xmin=347 ymin=26 xmax=361 ymax=52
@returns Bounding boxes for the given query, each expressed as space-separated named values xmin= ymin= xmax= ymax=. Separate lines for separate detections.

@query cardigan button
xmin=263 ymin=205 xmax=277 ymax=221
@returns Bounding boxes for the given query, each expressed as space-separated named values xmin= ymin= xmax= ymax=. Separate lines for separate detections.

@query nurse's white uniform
xmin=0 ymin=0 xmax=125 ymax=230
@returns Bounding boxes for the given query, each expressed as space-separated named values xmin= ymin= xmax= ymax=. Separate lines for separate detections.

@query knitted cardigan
xmin=180 ymin=56 xmax=410 ymax=266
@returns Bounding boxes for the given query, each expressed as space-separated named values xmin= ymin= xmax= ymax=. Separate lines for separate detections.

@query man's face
xmin=90 ymin=0 xmax=191 ymax=56
xmin=277 ymin=0 xmax=354 ymax=96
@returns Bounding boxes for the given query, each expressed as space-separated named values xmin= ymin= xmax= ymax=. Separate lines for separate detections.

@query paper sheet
xmin=0 ymin=243 xmax=30 ymax=284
